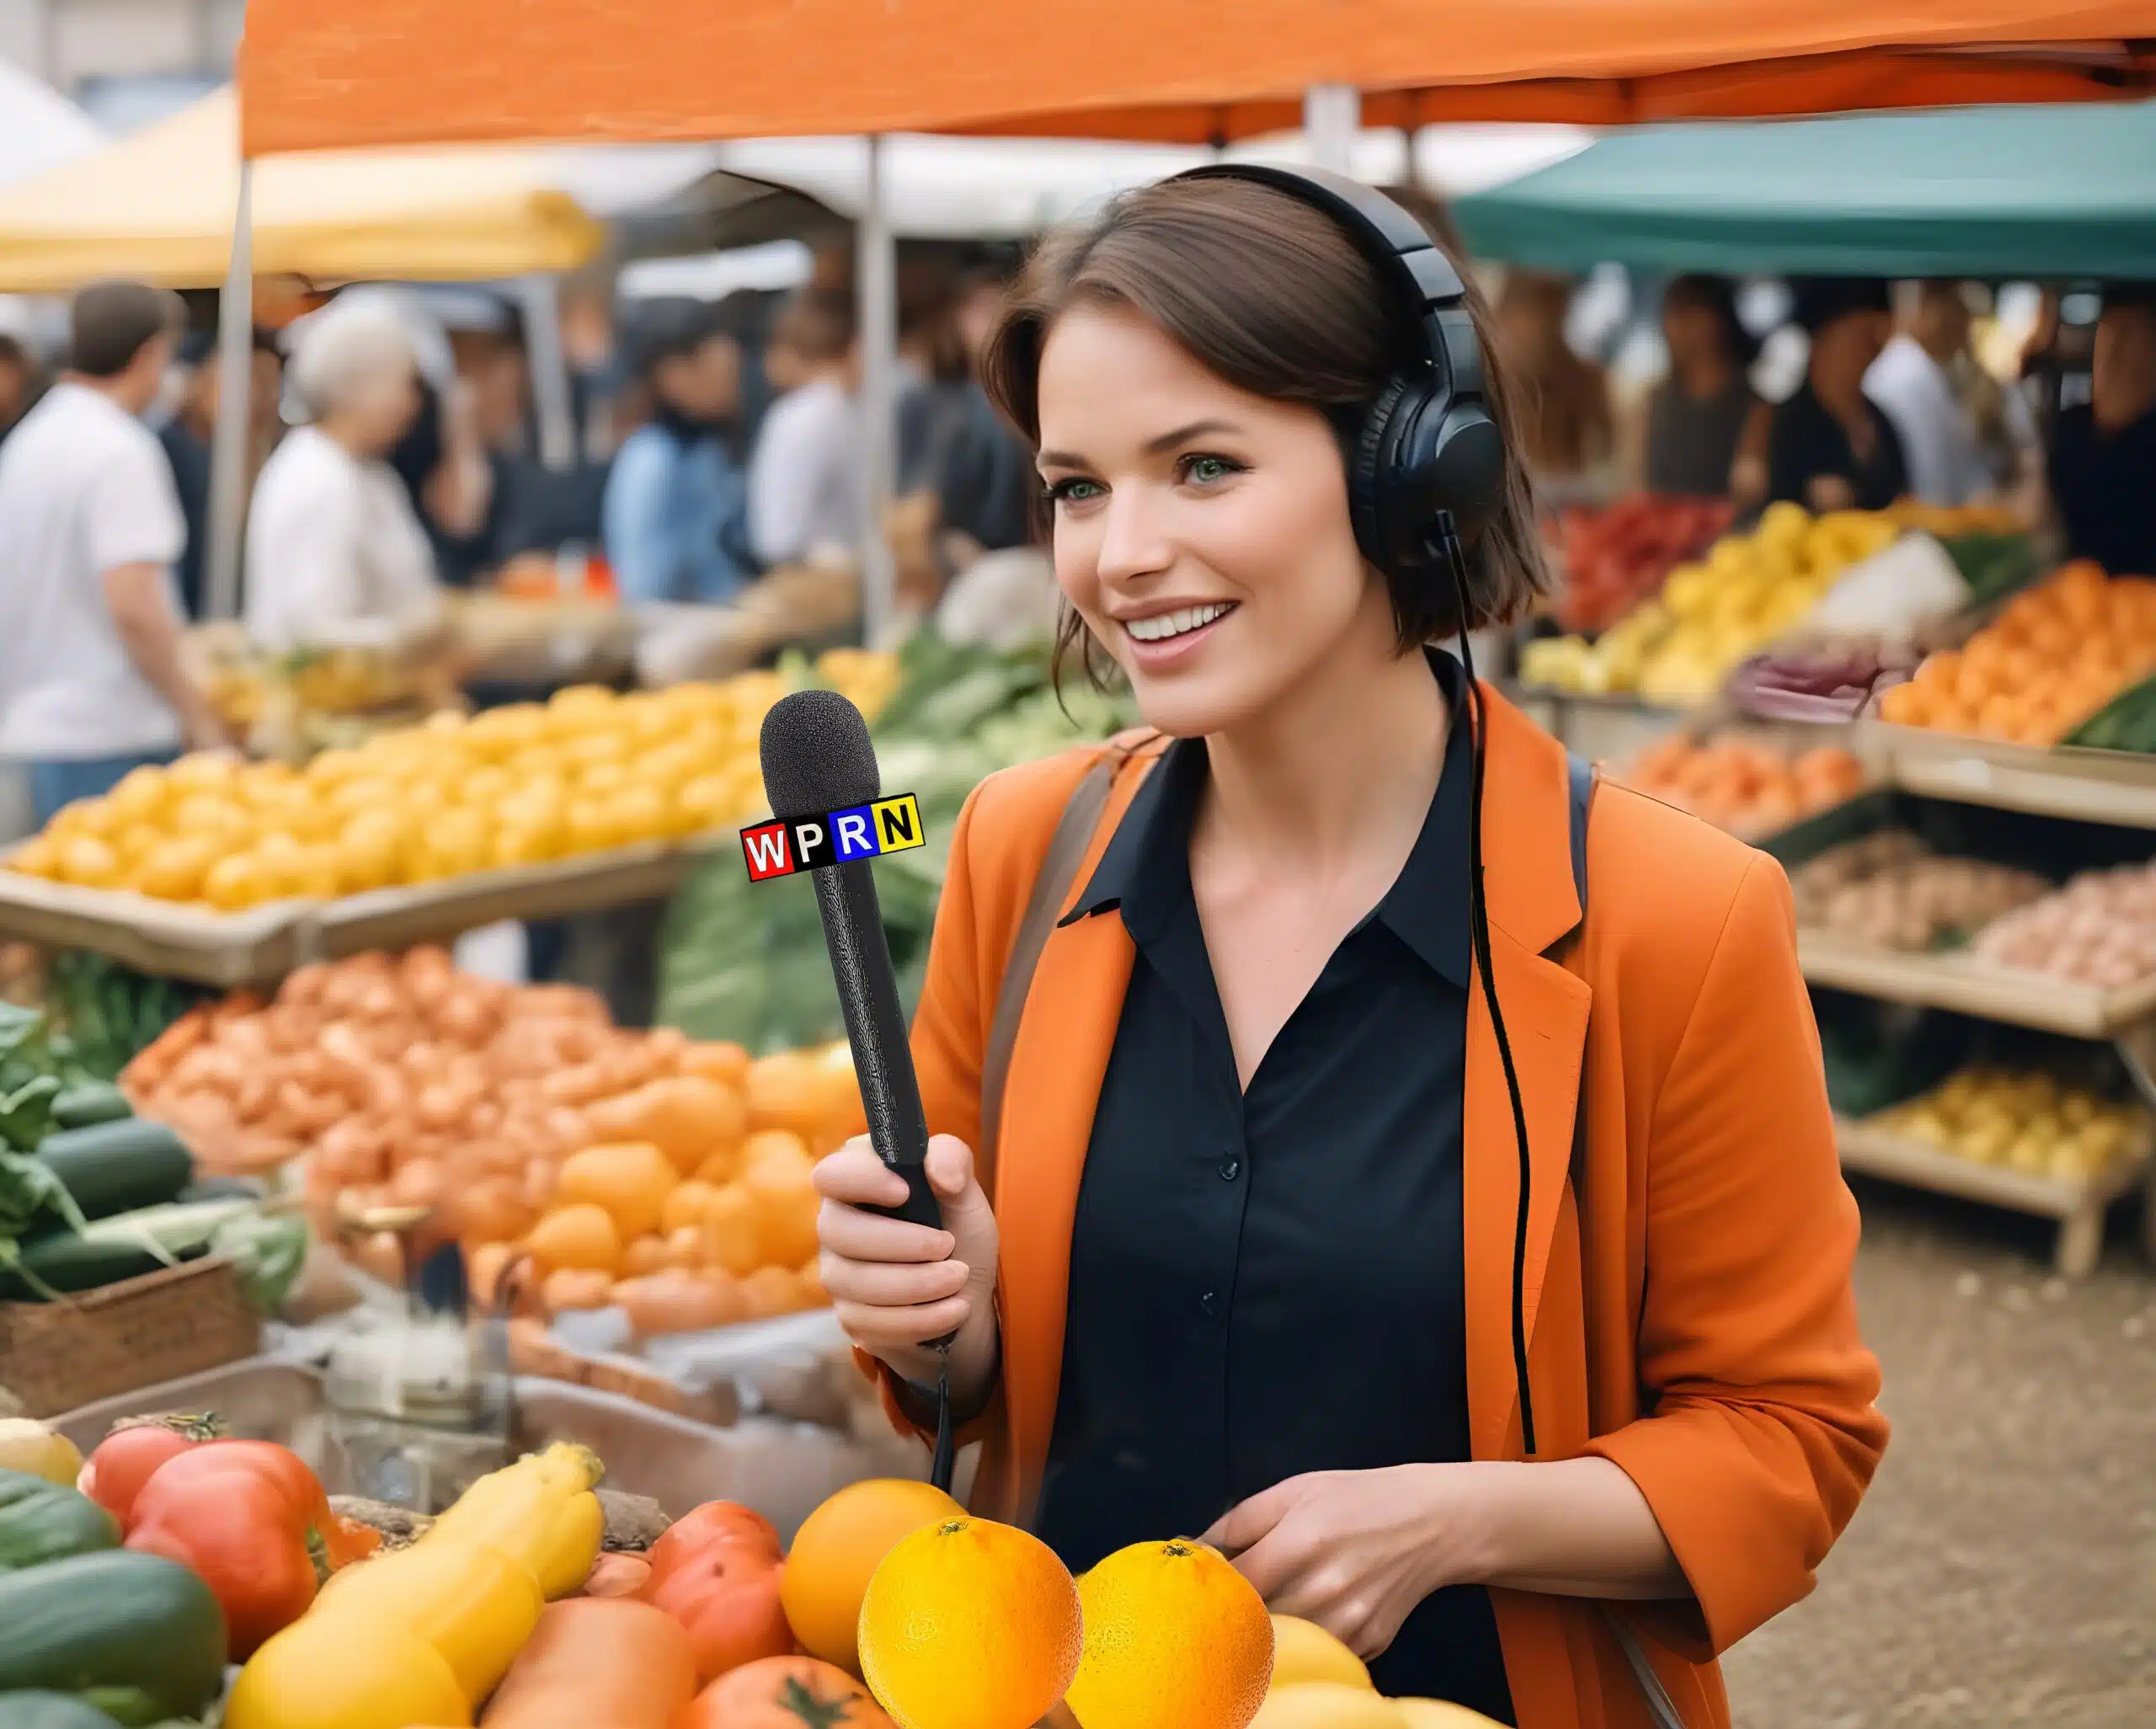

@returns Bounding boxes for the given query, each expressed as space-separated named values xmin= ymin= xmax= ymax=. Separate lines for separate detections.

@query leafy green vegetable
xmin=0 ymin=1148 xmax=93 ymax=1300
xmin=209 ymin=1211 xmax=309 ymax=1315
xmin=654 ymin=627 xmax=1136 ymax=1052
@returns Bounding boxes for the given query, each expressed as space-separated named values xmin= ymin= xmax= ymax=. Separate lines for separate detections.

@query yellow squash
xmin=424 ymin=1442 xmax=606 ymax=1600
xmin=221 ymin=1446 xmax=606 ymax=1729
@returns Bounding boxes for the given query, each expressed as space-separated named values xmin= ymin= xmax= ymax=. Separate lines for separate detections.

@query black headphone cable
xmin=1438 ymin=510 xmax=1540 ymax=1460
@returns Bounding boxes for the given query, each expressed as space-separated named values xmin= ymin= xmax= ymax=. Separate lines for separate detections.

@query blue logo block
xmin=830 ymin=803 xmax=882 ymax=862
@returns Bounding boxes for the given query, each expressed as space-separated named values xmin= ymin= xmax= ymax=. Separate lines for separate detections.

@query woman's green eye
xmin=1185 ymin=455 xmax=1237 ymax=484
xmin=1049 ymin=478 xmax=1103 ymax=504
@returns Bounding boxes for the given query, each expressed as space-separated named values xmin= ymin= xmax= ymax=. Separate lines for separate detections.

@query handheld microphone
xmin=760 ymin=689 xmax=963 ymax=1491
xmin=758 ymin=688 xmax=946 ymax=1236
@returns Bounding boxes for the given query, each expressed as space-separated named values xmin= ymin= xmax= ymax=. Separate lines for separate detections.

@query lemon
xmin=9 ymin=837 xmax=59 ymax=878
xmin=606 ymin=784 xmax=669 ymax=844
xmin=1268 ymin=1616 xmax=1373 ymax=1692
xmin=203 ymin=851 xmax=270 ymax=910
xmin=56 ymin=835 xmax=121 ymax=889
xmin=565 ymin=800 xmax=630 ymax=855
xmin=675 ymin=774 xmax=733 ymax=836
xmin=168 ymin=751 xmax=243 ymax=794
xmin=1392 ymin=1702 xmax=1508 ymax=1729
xmin=107 ymin=765 xmax=173 ymax=824
xmin=1251 ymin=1684 xmax=1406 ymax=1727
xmin=133 ymin=835 xmax=220 ymax=901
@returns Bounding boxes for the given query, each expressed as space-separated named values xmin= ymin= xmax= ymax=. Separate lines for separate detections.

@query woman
xmin=1641 ymin=275 xmax=1761 ymax=499
xmin=244 ymin=303 xmax=444 ymax=653
xmin=1495 ymin=268 xmax=1614 ymax=506
xmin=1764 ymin=278 xmax=1908 ymax=515
xmin=814 ymin=170 xmax=1885 ymax=1729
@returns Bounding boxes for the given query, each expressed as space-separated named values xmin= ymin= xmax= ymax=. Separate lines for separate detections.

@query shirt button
xmin=1218 ymin=1155 xmax=1241 ymax=1182
xmin=1198 ymin=1289 xmax=1221 ymax=1319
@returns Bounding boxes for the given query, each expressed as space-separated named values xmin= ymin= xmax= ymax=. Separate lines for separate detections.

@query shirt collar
xmin=1060 ymin=648 xmax=1474 ymax=988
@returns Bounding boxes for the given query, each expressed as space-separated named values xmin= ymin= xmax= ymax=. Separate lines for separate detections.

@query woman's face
xmin=339 ymin=360 xmax=422 ymax=455
xmin=1034 ymin=302 xmax=1386 ymax=739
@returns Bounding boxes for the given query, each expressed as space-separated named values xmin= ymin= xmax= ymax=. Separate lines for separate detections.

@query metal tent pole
xmin=204 ymin=161 xmax=256 ymax=624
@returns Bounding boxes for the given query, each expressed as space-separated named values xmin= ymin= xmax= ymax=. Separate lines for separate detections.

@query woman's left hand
xmin=1202 ymin=1464 xmax=1495 ymax=1662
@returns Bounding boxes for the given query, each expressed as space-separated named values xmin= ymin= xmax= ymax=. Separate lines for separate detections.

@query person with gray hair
xmin=244 ymin=299 xmax=445 ymax=652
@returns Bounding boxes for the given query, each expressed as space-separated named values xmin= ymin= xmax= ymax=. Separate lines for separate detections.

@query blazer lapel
xmin=1462 ymin=689 xmax=1593 ymax=1460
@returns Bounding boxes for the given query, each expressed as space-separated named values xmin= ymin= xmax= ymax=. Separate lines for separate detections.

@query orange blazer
xmin=854 ymin=684 xmax=1888 ymax=1729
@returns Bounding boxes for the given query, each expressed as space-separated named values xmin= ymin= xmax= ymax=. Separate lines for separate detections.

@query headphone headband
xmin=1158 ymin=159 xmax=1506 ymax=563
xmin=1167 ymin=161 xmax=1475 ymax=398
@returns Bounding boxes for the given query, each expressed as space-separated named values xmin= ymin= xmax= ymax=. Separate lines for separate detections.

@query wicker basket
xmin=0 ymin=1257 xmax=262 ymax=1419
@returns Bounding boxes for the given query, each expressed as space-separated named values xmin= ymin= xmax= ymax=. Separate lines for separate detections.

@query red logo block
xmin=740 ymin=820 xmax=795 ymax=881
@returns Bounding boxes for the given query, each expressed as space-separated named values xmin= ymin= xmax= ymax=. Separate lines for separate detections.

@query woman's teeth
xmin=1126 ymin=603 xmax=1231 ymax=643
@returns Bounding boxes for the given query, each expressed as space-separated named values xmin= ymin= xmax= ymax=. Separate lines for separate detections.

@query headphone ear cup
xmin=1426 ymin=403 xmax=1508 ymax=544
xmin=1350 ymin=376 xmax=1408 ymax=571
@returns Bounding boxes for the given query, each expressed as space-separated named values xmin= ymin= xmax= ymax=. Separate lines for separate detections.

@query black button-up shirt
xmin=1033 ymin=651 xmax=1515 ymax=1723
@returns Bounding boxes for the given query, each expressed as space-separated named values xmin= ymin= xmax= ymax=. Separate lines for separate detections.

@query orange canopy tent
xmin=237 ymin=0 xmax=2154 ymax=157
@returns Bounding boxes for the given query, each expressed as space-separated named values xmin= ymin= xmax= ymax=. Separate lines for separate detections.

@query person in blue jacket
xmin=601 ymin=299 xmax=758 ymax=604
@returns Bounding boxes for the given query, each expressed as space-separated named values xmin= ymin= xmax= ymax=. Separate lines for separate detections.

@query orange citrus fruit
xmin=858 ymin=1516 xmax=1081 ymax=1729
xmin=781 ymin=1480 xmax=964 ymax=1674
xmin=1065 ymin=1539 xmax=1272 ymax=1729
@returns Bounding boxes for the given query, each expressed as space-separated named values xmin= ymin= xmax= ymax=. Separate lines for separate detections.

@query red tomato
xmin=644 ymin=1501 xmax=782 ymax=1592
xmin=82 ymin=1420 xmax=216 ymax=1528
xmin=646 ymin=1542 xmax=795 ymax=1684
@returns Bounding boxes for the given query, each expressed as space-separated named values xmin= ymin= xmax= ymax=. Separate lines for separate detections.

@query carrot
xmin=480 ymin=1598 xmax=696 ymax=1729
xmin=121 ymin=1006 xmax=210 ymax=1093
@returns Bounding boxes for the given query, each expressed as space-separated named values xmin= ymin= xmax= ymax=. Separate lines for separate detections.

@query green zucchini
xmin=0 ymin=1692 xmax=125 ymax=1729
xmin=0 ymin=1550 xmax=227 ymax=1726
xmin=4 ymin=1197 xmax=254 ymax=1299
xmin=34 ymin=1121 xmax=190 ymax=1224
xmin=48 ymin=1085 xmax=131 ymax=1132
xmin=0 ymin=1471 xmax=119 ymax=1572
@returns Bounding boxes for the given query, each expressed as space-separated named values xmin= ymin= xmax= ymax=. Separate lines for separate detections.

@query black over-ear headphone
xmin=1165 ymin=161 xmax=1508 ymax=570
xmin=1160 ymin=162 xmax=1546 ymax=1460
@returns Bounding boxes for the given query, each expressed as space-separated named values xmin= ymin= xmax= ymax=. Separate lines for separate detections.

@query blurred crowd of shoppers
xmin=1505 ymin=264 xmax=2153 ymax=578
xmin=2 ymin=238 xmax=2151 ymax=828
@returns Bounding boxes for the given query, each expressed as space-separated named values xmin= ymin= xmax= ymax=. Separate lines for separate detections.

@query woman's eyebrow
xmin=1037 ymin=418 xmax=1245 ymax=472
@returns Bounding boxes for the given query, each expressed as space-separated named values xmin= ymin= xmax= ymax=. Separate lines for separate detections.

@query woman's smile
xmin=1118 ymin=599 xmax=1238 ymax=664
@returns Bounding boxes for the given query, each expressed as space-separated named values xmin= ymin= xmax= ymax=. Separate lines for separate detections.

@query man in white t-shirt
xmin=1865 ymin=281 xmax=2037 ymax=508
xmin=0 ymin=280 xmax=226 ymax=824
xmin=748 ymin=287 xmax=866 ymax=568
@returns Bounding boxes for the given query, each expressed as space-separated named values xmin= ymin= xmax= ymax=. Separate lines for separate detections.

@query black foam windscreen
xmin=759 ymin=688 xmax=881 ymax=820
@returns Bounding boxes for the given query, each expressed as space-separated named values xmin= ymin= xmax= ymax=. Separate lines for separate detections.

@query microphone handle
xmin=810 ymin=856 xmax=958 ymax=1382
xmin=811 ymin=859 xmax=940 ymax=1230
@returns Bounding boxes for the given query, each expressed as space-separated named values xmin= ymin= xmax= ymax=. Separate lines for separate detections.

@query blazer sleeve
xmin=1583 ymin=853 xmax=1889 ymax=1661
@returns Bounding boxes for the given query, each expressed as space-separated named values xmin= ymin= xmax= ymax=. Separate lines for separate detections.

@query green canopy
xmin=1452 ymin=102 xmax=2156 ymax=280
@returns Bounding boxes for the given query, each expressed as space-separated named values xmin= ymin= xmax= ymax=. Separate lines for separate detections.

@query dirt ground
xmin=1723 ymin=1177 xmax=2156 ymax=1729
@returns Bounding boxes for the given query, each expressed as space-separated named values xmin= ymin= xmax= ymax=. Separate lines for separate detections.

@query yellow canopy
xmin=0 ymin=85 xmax=605 ymax=293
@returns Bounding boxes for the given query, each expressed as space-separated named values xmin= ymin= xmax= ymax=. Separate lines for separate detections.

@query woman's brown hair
xmin=977 ymin=173 xmax=1549 ymax=686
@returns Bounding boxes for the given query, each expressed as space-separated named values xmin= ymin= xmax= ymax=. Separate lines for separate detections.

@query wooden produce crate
xmin=0 ymin=1257 xmax=261 ymax=1418
xmin=0 ymin=830 xmax=740 ymax=989
xmin=0 ymin=868 xmax=308 ymax=989
xmin=1865 ymin=720 xmax=2156 ymax=832
xmin=1836 ymin=1114 xmax=2153 ymax=1278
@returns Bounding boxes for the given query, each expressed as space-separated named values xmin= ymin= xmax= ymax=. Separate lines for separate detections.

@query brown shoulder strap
xmin=974 ymin=742 xmax=1143 ymax=1199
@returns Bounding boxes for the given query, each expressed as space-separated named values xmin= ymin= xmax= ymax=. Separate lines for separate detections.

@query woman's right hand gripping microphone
xmin=814 ymin=1131 xmax=1002 ymax=1417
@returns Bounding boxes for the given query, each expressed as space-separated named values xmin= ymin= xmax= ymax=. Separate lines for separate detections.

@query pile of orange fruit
xmin=1614 ymin=736 xmax=1866 ymax=839
xmin=1878 ymin=563 xmax=2156 ymax=745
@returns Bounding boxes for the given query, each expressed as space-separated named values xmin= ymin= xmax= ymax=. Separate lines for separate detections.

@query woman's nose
xmin=1093 ymin=488 xmax=1174 ymax=584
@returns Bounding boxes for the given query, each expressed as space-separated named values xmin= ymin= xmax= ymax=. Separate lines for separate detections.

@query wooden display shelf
xmin=1797 ymin=930 xmax=2156 ymax=1039
xmin=1835 ymin=1115 xmax=2152 ymax=1278
xmin=0 ymin=830 xmax=739 ymax=989
xmin=1866 ymin=723 xmax=2156 ymax=830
